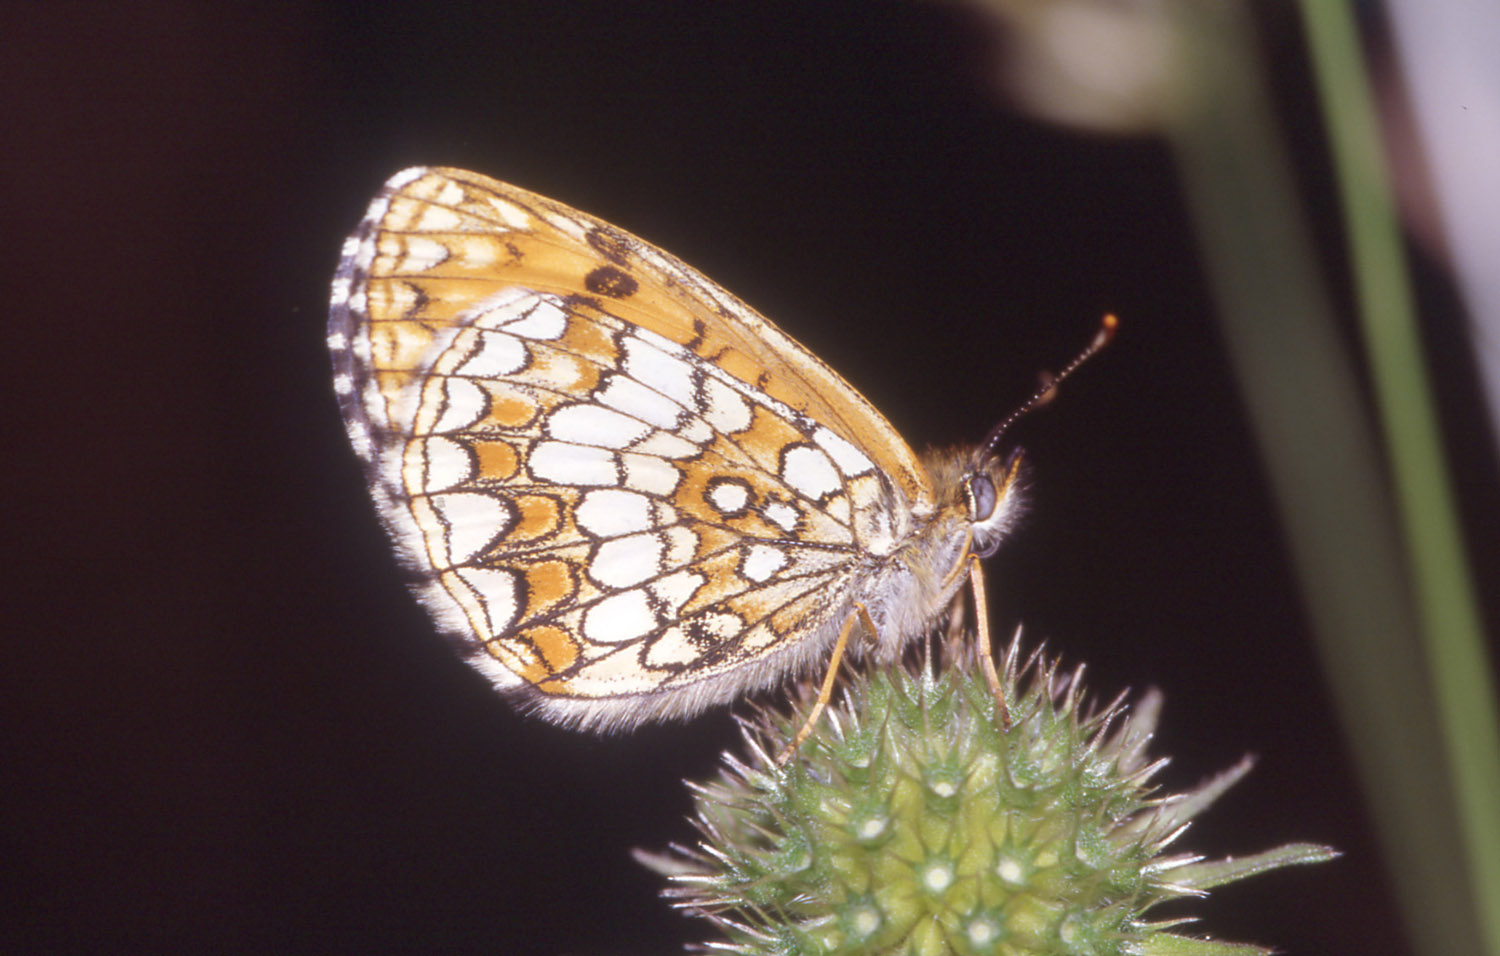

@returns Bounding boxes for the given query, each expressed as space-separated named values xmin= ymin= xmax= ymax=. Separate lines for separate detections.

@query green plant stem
xmin=1296 ymin=3 xmax=1500 ymax=953
xmin=1165 ymin=2 xmax=1486 ymax=953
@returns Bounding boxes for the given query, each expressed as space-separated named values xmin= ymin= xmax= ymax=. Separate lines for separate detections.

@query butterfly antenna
xmin=980 ymin=314 xmax=1118 ymax=459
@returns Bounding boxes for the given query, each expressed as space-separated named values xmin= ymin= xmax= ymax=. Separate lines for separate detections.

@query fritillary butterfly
xmin=328 ymin=167 xmax=1110 ymax=735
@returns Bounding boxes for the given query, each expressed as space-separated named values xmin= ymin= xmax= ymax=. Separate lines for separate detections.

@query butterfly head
xmin=964 ymin=447 xmax=1027 ymax=558
xmin=918 ymin=444 xmax=1028 ymax=567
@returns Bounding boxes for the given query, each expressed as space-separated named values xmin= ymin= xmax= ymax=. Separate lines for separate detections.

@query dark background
xmin=5 ymin=3 xmax=1494 ymax=954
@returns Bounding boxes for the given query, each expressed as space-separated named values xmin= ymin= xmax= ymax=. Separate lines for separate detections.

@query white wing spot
xmin=398 ymin=235 xmax=449 ymax=272
xmin=484 ymin=196 xmax=532 ymax=230
xmin=824 ymin=494 xmax=851 ymax=526
xmin=644 ymin=627 xmax=702 ymax=667
xmin=596 ymin=375 xmax=683 ymax=430
xmin=359 ymin=379 xmax=383 ymax=419
xmin=698 ymin=377 xmax=752 ymax=433
xmin=530 ymin=442 xmax=620 ymax=487
xmin=412 ymin=203 xmax=465 ymax=233
xmin=583 ymin=589 xmax=658 ymax=644
xmin=387 ymin=167 xmax=427 ymax=190
xmin=694 ymin=611 xmax=743 ymax=642
xmin=575 ymin=489 xmax=654 ymax=537
xmin=504 ymin=296 xmax=569 ymax=340
xmin=763 ymin=501 xmax=799 ymax=532
xmin=813 ymin=426 xmax=875 ymax=477
xmin=680 ymin=417 xmax=713 ymax=445
xmin=344 ymin=419 xmax=374 ymax=461
xmin=782 ymin=444 xmax=841 ymax=500
xmin=742 ymin=544 xmax=788 ymax=583
xmin=413 ymin=436 xmax=475 ymax=493
xmin=623 ymin=336 xmax=697 ymax=407
xmin=706 ymin=479 xmax=750 ymax=514
xmin=590 ymin=532 xmax=665 ymax=589
xmin=661 ymin=525 xmax=699 ymax=567
xmin=472 ymin=288 xmax=535 ymax=327
xmin=351 ymin=324 xmax=373 ymax=365
xmin=435 ymin=377 xmax=488 ymax=432
xmin=629 ymin=431 xmax=698 ymax=459
xmin=547 ymin=404 xmax=652 ymax=448
xmin=433 ymin=177 xmax=465 ymax=207
xmin=453 ymin=566 xmax=520 ymax=636
xmin=633 ymin=326 xmax=686 ymax=354
xmin=457 ymin=332 xmax=527 ymax=377
xmin=621 ymin=453 xmax=681 ymax=496
xmin=649 ymin=570 xmax=705 ymax=615
xmin=430 ymin=492 xmax=516 ymax=565
xmin=470 ymin=290 xmax=568 ymax=341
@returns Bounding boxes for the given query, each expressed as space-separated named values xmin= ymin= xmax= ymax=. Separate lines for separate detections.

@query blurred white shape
xmin=1387 ymin=2 xmax=1500 ymax=445
xmin=964 ymin=0 xmax=1177 ymax=133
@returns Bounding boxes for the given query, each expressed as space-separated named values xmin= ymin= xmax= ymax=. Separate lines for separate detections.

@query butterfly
xmin=329 ymin=167 xmax=1111 ymax=741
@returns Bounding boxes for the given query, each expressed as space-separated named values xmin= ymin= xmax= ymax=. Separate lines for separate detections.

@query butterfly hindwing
xmin=329 ymin=167 xmax=943 ymax=727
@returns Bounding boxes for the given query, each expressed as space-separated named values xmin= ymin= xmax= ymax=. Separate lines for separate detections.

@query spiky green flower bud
xmin=649 ymin=641 xmax=1335 ymax=955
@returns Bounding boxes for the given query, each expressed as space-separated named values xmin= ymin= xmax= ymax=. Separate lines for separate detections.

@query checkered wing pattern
xmin=329 ymin=168 xmax=940 ymax=728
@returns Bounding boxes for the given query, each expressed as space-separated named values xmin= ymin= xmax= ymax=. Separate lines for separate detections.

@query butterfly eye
xmin=968 ymin=474 xmax=997 ymax=523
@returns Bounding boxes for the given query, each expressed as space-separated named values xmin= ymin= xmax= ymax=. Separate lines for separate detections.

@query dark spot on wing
xmin=586 ymin=227 xmax=632 ymax=266
xmin=585 ymin=266 xmax=638 ymax=299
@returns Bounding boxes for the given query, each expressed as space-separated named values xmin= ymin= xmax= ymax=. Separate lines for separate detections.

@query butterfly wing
xmin=329 ymin=167 xmax=935 ymax=727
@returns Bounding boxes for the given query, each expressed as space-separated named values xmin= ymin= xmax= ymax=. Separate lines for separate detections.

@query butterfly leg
xmin=942 ymin=582 xmax=968 ymax=668
xmin=775 ymin=603 xmax=877 ymax=767
xmin=968 ymin=557 xmax=1012 ymax=730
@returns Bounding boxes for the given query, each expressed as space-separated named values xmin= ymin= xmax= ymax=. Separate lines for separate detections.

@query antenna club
xmin=1077 ymin=313 xmax=1118 ymax=364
